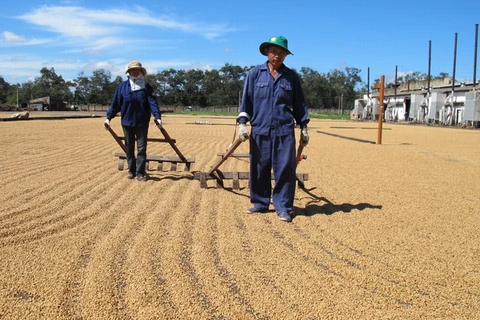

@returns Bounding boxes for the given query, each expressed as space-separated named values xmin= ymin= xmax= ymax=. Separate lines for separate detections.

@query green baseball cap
xmin=259 ymin=36 xmax=293 ymax=56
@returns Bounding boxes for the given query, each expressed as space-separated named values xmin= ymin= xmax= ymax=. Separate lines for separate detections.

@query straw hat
xmin=259 ymin=36 xmax=293 ymax=56
xmin=125 ymin=60 xmax=147 ymax=75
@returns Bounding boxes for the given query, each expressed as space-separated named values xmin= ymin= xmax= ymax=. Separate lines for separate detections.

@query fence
xmin=76 ymin=105 xmax=349 ymax=115
xmin=80 ymin=105 xmax=109 ymax=112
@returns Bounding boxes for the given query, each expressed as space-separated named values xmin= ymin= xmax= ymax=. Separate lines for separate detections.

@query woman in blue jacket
xmin=104 ymin=60 xmax=161 ymax=181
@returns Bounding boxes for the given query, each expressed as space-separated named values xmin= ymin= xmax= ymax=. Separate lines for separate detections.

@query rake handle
xmin=207 ymin=138 xmax=244 ymax=176
xmin=105 ymin=123 xmax=127 ymax=154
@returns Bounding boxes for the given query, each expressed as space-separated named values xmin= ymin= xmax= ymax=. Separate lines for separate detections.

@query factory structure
xmin=353 ymin=24 xmax=480 ymax=128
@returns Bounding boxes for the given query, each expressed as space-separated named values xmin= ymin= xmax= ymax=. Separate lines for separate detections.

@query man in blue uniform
xmin=104 ymin=60 xmax=162 ymax=181
xmin=237 ymin=36 xmax=309 ymax=222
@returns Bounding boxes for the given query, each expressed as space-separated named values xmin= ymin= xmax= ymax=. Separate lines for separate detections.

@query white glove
xmin=300 ymin=127 xmax=309 ymax=146
xmin=104 ymin=118 xmax=110 ymax=128
xmin=238 ymin=123 xmax=249 ymax=141
xmin=155 ymin=119 xmax=162 ymax=128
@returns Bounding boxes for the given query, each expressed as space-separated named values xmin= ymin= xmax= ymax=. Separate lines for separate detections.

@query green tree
xmin=343 ymin=67 xmax=362 ymax=109
xmin=73 ymin=72 xmax=91 ymax=105
xmin=19 ymin=81 xmax=35 ymax=102
xmin=108 ymin=76 xmax=123 ymax=103
xmin=299 ymin=67 xmax=333 ymax=110
xmin=5 ymin=83 xmax=23 ymax=106
xmin=395 ymin=71 xmax=427 ymax=84
xmin=34 ymin=67 xmax=73 ymax=102
xmin=150 ymin=70 xmax=173 ymax=106
xmin=325 ymin=67 xmax=362 ymax=110
xmin=218 ymin=63 xmax=246 ymax=107
xmin=203 ymin=69 xmax=222 ymax=107
xmin=89 ymin=69 xmax=113 ymax=105
xmin=435 ymin=72 xmax=450 ymax=80
xmin=167 ymin=69 xmax=186 ymax=106
xmin=0 ymin=77 xmax=10 ymax=104
xmin=183 ymin=69 xmax=205 ymax=107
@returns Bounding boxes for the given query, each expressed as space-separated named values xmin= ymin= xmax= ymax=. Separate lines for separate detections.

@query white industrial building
xmin=354 ymin=79 xmax=480 ymax=128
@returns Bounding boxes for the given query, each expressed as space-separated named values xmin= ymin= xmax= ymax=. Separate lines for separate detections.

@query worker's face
xmin=265 ymin=45 xmax=288 ymax=69
xmin=129 ymin=68 xmax=143 ymax=78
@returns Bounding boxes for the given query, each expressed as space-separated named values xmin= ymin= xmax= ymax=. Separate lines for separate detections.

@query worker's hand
xmin=103 ymin=118 xmax=110 ymax=129
xmin=238 ymin=123 xmax=249 ymax=142
xmin=300 ymin=127 xmax=309 ymax=146
xmin=155 ymin=119 xmax=162 ymax=128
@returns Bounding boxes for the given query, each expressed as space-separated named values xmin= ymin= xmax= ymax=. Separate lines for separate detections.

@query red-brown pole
xmin=377 ymin=75 xmax=385 ymax=145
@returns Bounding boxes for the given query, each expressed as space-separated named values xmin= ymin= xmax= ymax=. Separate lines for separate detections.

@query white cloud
xmin=1 ymin=31 xmax=50 ymax=46
xmin=2 ymin=31 xmax=24 ymax=43
xmin=0 ymin=55 xmax=44 ymax=70
xmin=17 ymin=5 xmax=233 ymax=44
xmin=1 ymin=5 xmax=236 ymax=83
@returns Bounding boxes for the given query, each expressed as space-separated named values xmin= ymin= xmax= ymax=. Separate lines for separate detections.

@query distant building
xmin=356 ymin=78 xmax=480 ymax=127
xmin=28 ymin=96 xmax=67 ymax=111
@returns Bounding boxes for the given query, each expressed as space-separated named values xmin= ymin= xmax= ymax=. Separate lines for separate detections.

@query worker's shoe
xmin=136 ymin=175 xmax=147 ymax=182
xmin=127 ymin=172 xmax=135 ymax=179
xmin=246 ymin=206 xmax=268 ymax=214
xmin=277 ymin=212 xmax=292 ymax=222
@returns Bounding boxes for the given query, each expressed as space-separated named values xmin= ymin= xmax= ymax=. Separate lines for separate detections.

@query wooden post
xmin=376 ymin=75 xmax=385 ymax=145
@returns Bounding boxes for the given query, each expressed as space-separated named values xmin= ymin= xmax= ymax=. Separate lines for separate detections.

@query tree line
xmin=0 ymin=64 xmax=450 ymax=111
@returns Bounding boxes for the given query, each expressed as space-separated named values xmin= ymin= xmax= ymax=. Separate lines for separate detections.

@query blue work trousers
xmin=249 ymin=131 xmax=296 ymax=213
xmin=122 ymin=125 xmax=149 ymax=176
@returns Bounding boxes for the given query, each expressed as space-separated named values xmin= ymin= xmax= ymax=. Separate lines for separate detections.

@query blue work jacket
xmin=238 ymin=62 xmax=309 ymax=136
xmin=106 ymin=80 xmax=161 ymax=127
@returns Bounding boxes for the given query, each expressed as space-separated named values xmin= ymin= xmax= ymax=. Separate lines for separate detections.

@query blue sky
xmin=1 ymin=0 xmax=479 ymax=86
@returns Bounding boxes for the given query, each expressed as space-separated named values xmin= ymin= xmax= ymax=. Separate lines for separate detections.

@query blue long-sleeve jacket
xmin=237 ymin=62 xmax=309 ymax=135
xmin=106 ymin=80 xmax=161 ymax=127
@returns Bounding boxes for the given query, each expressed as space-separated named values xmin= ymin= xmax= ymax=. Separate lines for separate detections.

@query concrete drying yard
xmin=0 ymin=112 xmax=479 ymax=319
